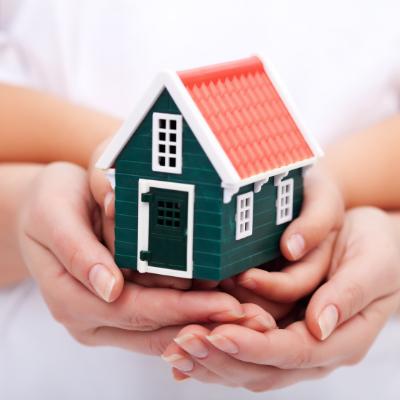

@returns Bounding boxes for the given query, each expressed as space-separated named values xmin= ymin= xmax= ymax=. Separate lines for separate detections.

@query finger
xmin=219 ymin=279 xmax=293 ymax=320
xmin=170 ymin=325 xmax=326 ymax=391
xmin=206 ymin=292 xmax=400 ymax=369
xmin=306 ymin=208 xmax=400 ymax=340
xmin=162 ymin=326 xmax=239 ymax=386
xmin=23 ymin=232 xmax=247 ymax=331
xmin=20 ymin=163 xmax=124 ymax=302
xmin=235 ymin=231 xmax=336 ymax=303
xmin=172 ymin=369 xmax=192 ymax=383
xmin=280 ymin=170 xmax=344 ymax=261
xmin=89 ymin=136 xmax=115 ymax=218
xmin=235 ymin=303 xmax=277 ymax=331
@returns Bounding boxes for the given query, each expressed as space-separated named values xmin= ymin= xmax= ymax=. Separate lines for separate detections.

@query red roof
xmin=177 ymin=57 xmax=314 ymax=180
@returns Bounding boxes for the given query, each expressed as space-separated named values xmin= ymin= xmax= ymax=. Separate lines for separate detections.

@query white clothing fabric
xmin=1 ymin=0 xmax=400 ymax=399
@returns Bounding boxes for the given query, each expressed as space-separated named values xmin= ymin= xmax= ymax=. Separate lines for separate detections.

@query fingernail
xmin=206 ymin=335 xmax=239 ymax=354
xmin=219 ymin=277 xmax=236 ymax=291
xmin=287 ymin=234 xmax=305 ymax=260
xmin=208 ymin=311 xmax=245 ymax=322
xmin=248 ymin=315 xmax=276 ymax=331
xmin=89 ymin=264 xmax=116 ymax=302
xmin=161 ymin=354 xmax=194 ymax=372
xmin=318 ymin=304 xmax=339 ymax=340
xmin=237 ymin=278 xmax=257 ymax=290
xmin=104 ymin=192 xmax=115 ymax=217
xmin=173 ymin=375 xmax=191 ymax=382
xmin=174 ymin=334 xmax=209 ymax=358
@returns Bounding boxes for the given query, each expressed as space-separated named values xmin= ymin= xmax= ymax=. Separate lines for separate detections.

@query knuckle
xmin=70 ymin=330 xmax=95 ymax=347
xmin=212 ymin=356 xmax=235 ymax=374
xmin=282 ymin=351 xmax=315 ymax=369
xmin=50 ymin=305 xmax=73 ymax=325
xmin=117 ymin=313 xmax=161 ymax=331
xmin=346 ymin=347 xmax=369 ymax=366
xmin=340 ymin=281 xmax=364 ymax=317
xmin=245 ymin=374 xmax=281 ymax=393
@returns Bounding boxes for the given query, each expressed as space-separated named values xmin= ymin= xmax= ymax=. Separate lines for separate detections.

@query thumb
xmin=306 ymin=207 xmax=400 ymax=341
xmin=20 ymin=163 xmax=124 ymax=303
xmin=89 ymin=136 xmax=115 ymax=219
xmin=280 ymin=169 xmax=344 ymax=261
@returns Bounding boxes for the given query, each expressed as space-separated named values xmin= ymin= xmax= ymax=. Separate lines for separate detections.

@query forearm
xmin=0 ymin=163 xmax=44 ymax=287
xmin=317 ymin=113 xmax=400 ymax=210
xmin=0 ymin=84 xmax=122 ymax=168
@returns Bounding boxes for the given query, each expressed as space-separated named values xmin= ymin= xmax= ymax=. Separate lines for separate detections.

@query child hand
xmin=18 ymin=162 xmax=250 ymax=354
xmin=219 ymin=169 xmax=343 ymax=313
xmin=163 ymin=208 xmax=400 ymax=389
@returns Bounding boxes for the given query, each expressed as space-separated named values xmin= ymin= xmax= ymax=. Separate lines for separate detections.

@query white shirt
xmin=1 ymin=1 xmax=400 ymax=399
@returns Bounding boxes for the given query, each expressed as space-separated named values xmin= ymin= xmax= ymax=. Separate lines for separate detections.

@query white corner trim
xmin=223 ymin=186 xmax=239 ymax=203
xmin=302 ymin=162 xmax=316 ymax=177
xmin=102 ymin=168 xmax=116 ymax=189
xmin=254 ymin=178 xmax=269 ymax=193
xmin=137 ymin=179 xmax=194 ymax=279
xmin=274 ymin=172 xmax=289 ymax=186
xmin=96 ymin=70 xmax=241 ymax=186
xmin=254 ymin=52 xmax=324 ymax=160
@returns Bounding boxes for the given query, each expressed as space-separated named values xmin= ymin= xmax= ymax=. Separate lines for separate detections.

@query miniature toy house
xmin=96 ymin=54 xmax=323 ymax=280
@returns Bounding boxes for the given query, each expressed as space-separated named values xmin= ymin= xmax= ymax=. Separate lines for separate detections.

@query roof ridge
xmin=177 ymin=56 xmax=264 ymax=88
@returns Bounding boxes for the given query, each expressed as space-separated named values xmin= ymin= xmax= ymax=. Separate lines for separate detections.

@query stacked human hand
xmin=17 ymin=135 xmax=400 ymax=393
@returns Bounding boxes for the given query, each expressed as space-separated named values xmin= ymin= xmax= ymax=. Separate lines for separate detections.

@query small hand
xmin=219 ymin=169 xmax=343 ymax=316
xmin=163 ymin=208 xmax=400 ymax=390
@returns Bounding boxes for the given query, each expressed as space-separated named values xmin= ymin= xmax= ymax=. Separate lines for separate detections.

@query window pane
xmin=169 ymin=145 xmax=176 ymax=154
xmin=159 ymin=119 xmax=166 ymax=129
xmin=166 ymin=202 xmax=173 ymax=209
xmin=246 ymin=198 xmax=250 ymax=207
xmin=170 ymin=120 xmax=177 ymax=130
xmin=169 ymin=158 xmax=176 ymax=167
xmin=245 ymin=210 xmax=249 ymax=219
xmin=159 ymin=144 xmax=165 ymax=153
xmin=245 ymin=222 xmax=249 ymax=231
xmin=159 ymin=156 xmax=165 ymax=166
xmin=159 ymin=131 xmax=166 ymax=141
xmin=170 ymin=133 xmax=176 ymax=142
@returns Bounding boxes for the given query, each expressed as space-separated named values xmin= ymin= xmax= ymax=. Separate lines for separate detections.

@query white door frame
xmin=137 ymin=179 xmax=195 ymax=279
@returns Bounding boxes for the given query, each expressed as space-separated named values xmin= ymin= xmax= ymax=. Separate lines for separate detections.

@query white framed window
xmin=235 ymin=191 xmax=254 ymax=240
xmin=152 ymin=112 xmax=183 ymax=174
xmin=276 ymin=178 xmax=294 ymax=225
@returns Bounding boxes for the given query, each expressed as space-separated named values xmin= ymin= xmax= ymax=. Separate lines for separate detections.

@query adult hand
xmin=163 ymin=208 xmax=400 ymax=390
xmin=18 ymin=162 xmax=249 ymax=354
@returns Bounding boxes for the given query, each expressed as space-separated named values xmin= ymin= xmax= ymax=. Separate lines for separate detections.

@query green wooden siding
xmin=114 ymin=89 xmax=224 ymax=279
xmin=218 ymin=169 xmax=303 ymax=280
xmin=113 ymin=88 xmax=304 ymax=280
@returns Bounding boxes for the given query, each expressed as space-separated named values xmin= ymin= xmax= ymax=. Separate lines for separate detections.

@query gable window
xmin=236 ymin=192 xmax=254 ymax=240
xmin=276 ymin=178 xmax=294 ymax=225
xmin=152 ymin=112 xmax=183 ymax=174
